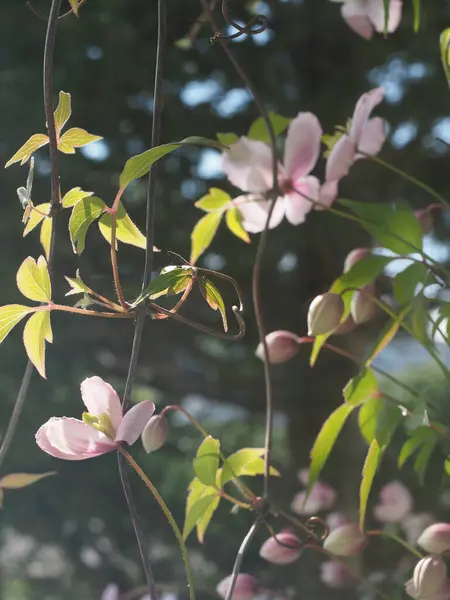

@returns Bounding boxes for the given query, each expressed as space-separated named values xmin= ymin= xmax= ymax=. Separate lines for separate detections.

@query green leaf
xmin=5 ymin=134 xmax=49 ymax=168
xmin=364 ymin=308 xmax=410 ymax=366
xmin=120 ymin=137 xmax=227 ymax=190
xmin=360 ymin=440 xmax=381 ymax=529
xmin=383 ymin=0 xmax=390 ymax=34
xmin=413 ymin=0 xmax=420 ymax=32
xmin=61 ymin=187 xmax=93 ymax=208
xmin=339 ymin=199 xmax=423 ymax=255
xmin=248 ymin=112 xmax=291 ymax=143
xmin=23 ymin=203 xmax=49 ymax=236
xmin=40 ymin=218 xmax=53 ymax=260
xmin=183 ymin=494 xmax=218 ymax=540
xmin=193 ymin=436 xmax=220 ymax=487
xmin=216 ymin=133 xmax=238 ymax=146
xmin=54 ymin=91 xmax=71 ymax=136
xmin=0 ymin=472 xmax=55 ymax=489
xmin=68 ymin=0 xmax=79 ymax=15
xmin=308 ymin=404 xmax=355 ymax=494
xmin=0 ymin=305 xmax=34 ymax=343
xmin=190 ymin=211 xmax=223 ymax=264
xmin=399 ymin=427 xmax=438 ymax=483
xmin=196 ymin=494 xmax=220 ymax=543
xmin=98 ymin=202 xmax=146 ymax=249
xmin=135 ymin=266 xmax=194 ymax=305
xmin=199 ymin=278 xmax=228 ymax=332
xmin=68 ymin=196 xmax=106 ymax=254
xmin=222 ymin=449 xmax=279 ymax=485
xmin=58 ymin=128 xmax=103 ymax=154
xmin=195 ymin=188 xmax=231 ymax=212
xmin=16 ymin=256 xmax=51 ymax=303
xmin=393 ymin=262 xmax=428 ymax=305
xmin=65 ymin=270 xmax=91 ymax=296
xmin=23 ymin=310 xmax=52 ymax=378
xmin=344 ymin=368 xmax=378 ymax=407
xmin=226 ymin=207 xmax=250 ymax=243
xmin=440 ymin=28 xmax=450 ymax=87
xmin=358 ymin=396 xmax=402 ymax=446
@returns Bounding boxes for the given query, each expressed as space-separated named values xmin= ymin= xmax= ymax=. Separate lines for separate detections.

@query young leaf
xmin=0 ymin=472 xmax=55 ymax=489
xmin=98 ymin=202 xmax=146 ymax=249
xmin=58 ymin=128 xmax=103 ymax=154
xmin=16 ymin=256 xmax=52 ymax=303
xmin=399 ymin=427 xmax=438 ymax=483
xmin=413 ymin=0 xmax=420 ymax=32
xmin=440 ymin=28 xmax=450 ymax=87
xmin=68 ymin=0 xmax=79 ymax=15
xmin=65 ymin=270 xmax=91 ymax=296
xmin=195 ymin=188 xmax=231 ymax=212
xmin=5 ymin=134 xmax=49 ymax=168
xmin=248 ymin=112 xmax=291 ymax=143
xmin=216 ymin=133 xmax=239 ymax=146
xmin=61 ymin=187 xmax=93 ymax=208
xmin=190 ymin=211 xmax=223 ymax=264
xmin=138 ymin=267 xmax=193 ymax=302
xmin=40 ymin=218 xmax=53 ymax=260
xmin=23 ymin=203 xmax=49 ymax=236
xmin=360 ymin=440 xmax=381 ymax=529
xmin=196 ymin=494 xmax=220 ymax=543
xmin=68 ymin=196 xmax=106 ymax=254
xmin=344 ymin=368 xmax=378 ymax=407
xmin=23 ymin=310 xmax=52 ymax=378
xmin=199 ymin=278 xmax=228 ymax=332
xmin=393 ymin=262 xmax=428 ymax=305
xmin=54 ymin=91 xmax=71 ymax=136
xmin=0 ymin=305 xmax=34 ymax=343
xmin=183 ymin=494 xmax=218 ymax=540
xmin=364 ymin=308 xmax=410 ymax=366
xmin=193 ymin=436 xmax=220 ymax=487
xmin=226 ymin=207 xmax=251 ymax=243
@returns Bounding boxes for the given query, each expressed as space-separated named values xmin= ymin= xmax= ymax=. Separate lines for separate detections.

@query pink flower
xmin=291 ymin=482 xmax=336 ymax=515
xmin=36 ymin=376 xmax=155 ymax=460
xmin=323 ymin=523 xmax=368 ymax=557
xmin=406 ymin=556 xmax=449 ymax=600
xmin=401 ymin=513 xmax=436 ymax=547
xmin=101 ymin=584 xmax=120 ymax=600
xmin=330 ymin=0 xmax=402 ymax=40
xmin=343 ymin=247 xmax=370 ymax=273
xmin=327 ymin=512 xmax=349 ymax=532
xmin=223 ymin=112 xmax=323 ymax=231
xmin=216 ymin=574 xmax=258 ymax=600
xmin=373 ymin=481 xmax=413 ymax=523
xmin=255 ymin=330 xmax=299 ymax=364
xmin=259 ymin=530 xmax=302 ymax=565
xmin=321 ymin=560 xmax=353 ymax=588
xmin=418 ymin=524 xmax=450 ymax=555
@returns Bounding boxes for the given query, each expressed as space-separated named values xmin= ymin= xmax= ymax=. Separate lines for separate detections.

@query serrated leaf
xmin=65 ymin=270 xmax=91 ymax=296
xmin=344 ymin=368 xmax=378 ymax=407
xmin=58 ymin=128 xmax=103 ymax=154
xmin=248 ymin=112 xmax=291 ymax=143
xmin=195 ymin=188 xmax=231 ymax=212
xmin=5 ymin=134 xmax=49 ymax=168
xmin=23 ymin=204 xmax=50 ymax=236
xmin=16 ymin=256 xmax=51 ymax=303
xmin=364 ymin=308 xmax=409 ymax=366
xmin=68 ymin=196 xmax=105 ymax=254
xmin=199 ymin=279 xmax=228 ymax=332
xmin=120 ymin=137 xmax=227 ymax=190
xmin=440 ymin=29 xmax=450 ymax=87
xmin=0 ymin=305 xmax=34 ymax=343
xmin=183 ymin=494 xmax=218 ymax=540
xmin=54 ymin=91 xmax=71 ymax=136
xmin=40 ymin=218 xmax=53 ymax=260
xmin=98 ymin=202 xmax=146 ymax=250
xmin=226 ymin=207 xmax=250 ymax=243
xmin=190 ymin=211 xmax=223 ymax=265
xmin=135 ymin=266 xmax=194 ymax=304
xmin=68 ymin=0 xmax=79 ymax=15
xmin=61 ymin=187 xmax=93 ymax=208
xmin=23 ymin=310 xmax=52 ymax=378
xmin=0 ymin=471 xmax=55 ymax=489
xmin=393 ymin=262 xmax=428 ymax=305
xmin=216 ymin=133 xmax=239 ymax=145
xmin=360 ymin=440 xmax=381 ymax=529
xmin=193 ymin=436 xmax=220 ymax=487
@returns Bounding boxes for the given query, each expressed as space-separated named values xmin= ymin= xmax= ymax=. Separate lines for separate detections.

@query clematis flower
xmin=101 ymin=584 xmax=119 ymax=600
xmin=223 ymin=112 xmax=323 ymax=232
xmin=373 ymin=480 xmax=413 ymax=523
xmin=321 ymin=560 xmax=354 ymax=588
xmin=330 ymin=0 xmax=403 ymax=40
xmin=216 ymin=574 xmax=258 ymax=600
xmin=36 ymin=377 xmax=155 ymax=460
xmin=405 ymin=556 xmax=450 ymax=600
xmin=291 ymin=481 xmax=336 ymax=515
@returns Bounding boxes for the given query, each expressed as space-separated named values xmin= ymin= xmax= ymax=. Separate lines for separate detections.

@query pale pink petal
xmin=373 ymin=481 xmax=413 ymax=523
xmin=36 ymin=417 xmax=116 ymax=460
xmin=235 ymin=194 xmax=285 ymax=233
xmin=350 ymin=87 xmax=385 ymax=142
xmin=357 ymin=117 xmax=386 ymax=156
xmin=283 ymin=112 xmax=322 ymax=180
xmin=341 ymin=2 xmax=374 ymax=40
xmin=222 ymin=137 xmax=274 ymax=193
xmin=291 ymin=482 xmax=336 ymax=515
xmin=115 ymin=400 xmax=155 ymax=446
xmin=80 ymin=376 xmax=122 ymax=428
xmin=101 ymin=584 xmax=120 ymax=600
xmin=284 ymin=176 xmax=320 ymax=225
xmin=367 ymin=0 xmax=403 ymax=33
xmin=317 ymin=180 xmax=339 ymax=210
xmin=325 ymin=135 xmax=355 ymax=182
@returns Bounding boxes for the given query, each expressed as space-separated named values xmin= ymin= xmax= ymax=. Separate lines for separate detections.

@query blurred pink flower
xmin=323 ymin=523 xmax=368 ymax=557
xmin=101 ymin=584 xmax=120 ymax=600
xmin=259 ymin=530 xmax=302 ymax=564
xmin=223 ymin=112 xmax=323 ymax=231
xmin=406 ymin=556 xmax=450 ymax=600
xmin=291 ymin=482 xmax=336 ymax=515
xmin=373 ymin=481 xmax=413 ymax=523
xmin=402 ymin=514 xmax=436 ymax=547
xmin=36 ymin=376 xmax=155 ymax=460
xmin=418 ymin=523 xmax=450 ymax=555
xmin=330 ymin=0 xmax=402 ymax=39
xmin=216 ymin=574 xmax=258 ymax=600
xmin=321 ymin=560 xmax=353 ymax=588
xmin=327 ymin=512 xmax=349 ymax=532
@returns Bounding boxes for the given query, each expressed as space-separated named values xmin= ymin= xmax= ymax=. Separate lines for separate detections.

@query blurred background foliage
xmin=1 ymin=0 xmax=450 ymax=598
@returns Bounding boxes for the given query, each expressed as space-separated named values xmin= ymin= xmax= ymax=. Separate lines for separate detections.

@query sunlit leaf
xmin=195 ymin=188 xmax=231 ymax=212
xmin=216 ymin=133 xmax=239 ymax=146
xmin=58 ymin=127 xmax=103 ymax=154
xmin=360 ymin=440 xmax=381 ymax=529
xmin=440 ymin=28 xmax=450 ymax=86
xmin=65 ymin=270 xmax=91 ymax=296
xmin=5 ymin=134 xmax=49 ymax=168
xmin=183 ymin=494 xmax=218 ymax=540
xmin=136 ymin=266 xmax=194 ymax=304
xmin=226 ymin=207 xmax=250 ymax=243
xmin=196 ymin=494 xmax=220 ymax=543
xmin=199 ymin=278 xmax=228 ymax=332
xmin=61 ymin=187 xmax=93 ymax=208
xmin=54 ymin=91 xmax=71 ymax=136
xmin=222 ymin=448 xmax=279 ymax=485
xmin=193 ymin=436 xmax=220 ymax=487
xmin=0 ymin=471 xmax=55 ymax=489
xmin=364 ymin=307 xmax=410 ymax=366
xmin=248 ymin=112 xmax=291 ymax=143
xmin=344 ymin=368 xmax=378 ymax=407
xmin=413 ymin=0 xmax=420 ymax=32
xmin=16 ymin=256 xmax=51 ymax=303
xmin=23 ymin=310 xmax=52 ymax=378
xmin=40 ymin=218 xmax=53 ymax=260
xmin=23 ymin=203 xmax=49 ymax=236
xmin=0 ymin=305 xmax=34 ymax=344
xmin=68 ymin=196 xmax=105 ymax=254
xmin=190 ymin=211 xmax=223 ymax=264
xmin=98 ymin=202 xmax=146 ymax=249
xmin=399 ymin=427 xmax=438 ymax=483
xmin=68 ymin=0 xmax=79 ymax=16
xmin=393 ymin=262 xmax=428 ymax=305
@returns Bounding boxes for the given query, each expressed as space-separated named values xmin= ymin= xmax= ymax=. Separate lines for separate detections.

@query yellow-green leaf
xmin=360 ymin=439 xmax=381 ymax=529
xmin=16 ymin=256 xmax=51 ymax=303
xmin=40 ymin=218 xmax=53 ymax=260
xmin=68 ymin=0 xmax=79 ymax=15
xmin=441 ymin=28 xmax=450 ymax=86
xmin=58 ymin=128 xmax=103 ymax=154
xmin=0 ymin=471 xmax=55 ymax=489
xmin=196 ymin=494 xmax=220 ymax=543
xmin=364 ymin=310 xmax=409 ymax=366
xmin=69 ymin=196 xmax=105 ymax=254
xmin=190 ymin=211 xmax=223 ymax=264
xmin=183 ymin=494 xmax=218 ymax=540
xmin=248 ymin=112 xmax=291 ymax=143
xmin=226 ymin=207 xmax=250 ymax=243
xmin=62 ymin=187 xmax=93 ymax=208
xmin=193 ymin=436 xmax=220 ymax=487
xmin=23 ymin=203 xmax=50 ymax=236
xmin=65 ymin=270 xmax=91 ymax=296
xmin=344 ymin=368 xmax=378 ymax=407
xmin=222 ymin=448 xmax=265 ymax=484
xmin=199 ymin=278 xmax=228 ymax=332
xmin=98 ymin=202 xmax=146 ymax=249
xmin=216 ymin=133 xmax=238 ymax=146
xmin=54 ymin=91 xmax=71 ymax=136
xmin=0 ymin=305 xmax=34 ymax=343
xmin=5 ymin=134 xmax=49 ymax=168
xmin=23 ymin=310 xmax=52 ymax=378
xmin=195 ymin=188 xmax=231 ymax=212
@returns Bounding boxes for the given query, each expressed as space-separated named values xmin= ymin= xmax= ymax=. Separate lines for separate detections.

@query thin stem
xmin=49 ymin=304 xmax=131 ymax=318
xmin=119 ymin=447 xmax=195 ymax=600
xmin=110 ymin=218 xmax=128 ymax=310
xmin=220 ymin=491 xmax=251 ymax=509
xmin=365 ymin=530 xmax=424 ymax=559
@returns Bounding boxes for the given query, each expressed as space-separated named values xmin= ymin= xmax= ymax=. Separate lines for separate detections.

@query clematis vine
xmin=222 ymin=112 xmax=323 ymax=232
xmin=36 ymin=377 xmax=155 ymax=460
xmin=330 ymin=0 xmax=403 ymax=40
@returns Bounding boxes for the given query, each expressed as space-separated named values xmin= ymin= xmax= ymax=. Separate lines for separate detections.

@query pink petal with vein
xmin=115 ymin=400 xmax=155 ymax=446
xmin=325 ymin=135 xmax=355 ymax=182
xmin=284 ymin=112 xmax=322 ymax=181
xmin=81 ymin=376 xmax=122 ymax=428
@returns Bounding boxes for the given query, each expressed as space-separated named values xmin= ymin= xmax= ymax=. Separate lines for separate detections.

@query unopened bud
xmin=414 ymin=209 xmax=433 ymax=235
xmin=407 ymin=556 xmax=448 ymax=600
xmin=350 ymin=284 xmax=379 ymax=325
xmin=321 ymin=560 xmax=353 ymax=588
xmin=141 ymin=415 xmax=169 ymax=453
xmin=418 ymin=524 xmax=450 ymax=554
xmin=344 ymin=247 xmax=370 ymax=273
xmin=323 ymin=523 xmax=367 ymax=557
xmin=259 ymin=530 xmax=302 ymax=564
xmin=255 ymin=330 xmax=299 ymax=364
xmin=216 ymin=574 xmax=257 ymax=600
xmin=333 ymin=315 xmax=356 ymax=336
xmin=307 ymin=293 xmax=344 ymax=336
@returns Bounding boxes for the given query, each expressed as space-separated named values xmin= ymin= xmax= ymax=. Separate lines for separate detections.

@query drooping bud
xmin=405 ymin=556 xmax=448 ymax=600
xmin=344 ymin=247 xmax=370 ymax=273
xmin=322 ymin=523 xmax=367 ymax=557
xmin=321 ymin=560 xmax=353 ymax=588
xmin=259 ymin=530 xmax=302 ymax=565
xmin=414 ymin=209 xmax=433 ymax=235
xmin=350 ymin=284 xmax=379 ymax=325
xmin=255 ymin=330 xmax=299 ymax=364
xmin=418 ymin=524 xmax=450 ymax=555
xmin=307 ymin=293 xmax=345 ymax=336
xmin=373 ymin=481 xmax=413 ymax=524
xmin=216 ymin=574 xmax=258 ymax=600
xmin=141 ymin=415 xmax=169 ymax=453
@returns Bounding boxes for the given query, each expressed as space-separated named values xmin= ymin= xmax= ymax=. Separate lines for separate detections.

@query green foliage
xmin=190 ymin=211 xmax=223 ymax=264
xmin=195 ymin=188 xmax=231 ymax=212
xmin=16 ymin=256 xmax=51 ymax=303
xmin=64 ymin=270 xmax=91 ymax=296
xmin=58 ymin=128 xmax=102 ymax=154
xmin=23 ymin=310 xmax=52 ymax=378
xmin=216 ymin=133 xmax=239 ymax=145
xmin=398 ymin=427 xmax=439 ymax=482
xmin=413 ymin=0 xmax=421 ymax=32
xmin=61 ymin=187 xmax=93 ymax=208
xmin=53 ymin=91 xmax=72 ymax=136
xmin=221 ymin=448 xmax=279 ymax=485
xmin=225 ymin=208 xmax=250 ymax=243
xmin=5 ymin=134 xmax=49 ymax=168
xmin=247 ymin=112 xmax=291 ymax=143
xmin=360 ymin=440 xmax=381 ymax=528
xmin=344 ymin=368 xmax=378 ymax=406
xmin=68 ymin=0 xmax=80 ymax=15
xmin=98 ymin=202 xmax=147 ymax=249
xmin=393 ymin=262 xmax=428 ymax=305
xmin=199 ymin=278 xmax=228 ymax=332
xmin=0 ymin=305 xmax=34 ymax=343
xmin=68 ymin=196 xmax=106 ymax=254
xmin=441 ymin=28 xmax=450 ymax=86
xmin=193 ymin=436 xmax=220 ymax=486
xmin=136 ymin=266 xmax=194 ymax=303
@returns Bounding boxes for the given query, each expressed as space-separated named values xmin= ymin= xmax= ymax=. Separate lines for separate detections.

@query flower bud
xmin=414 ymin=209 xmax=433 ymax=235
xmin=322 ymin=523 xmax=367 ymax=557
xmin=344 ymin=247 xmax=370 ymax=273
xmin=407 ymin=556 xmax=448 ymax=600
xmin=373 ymin=481 xmax=412 ymax=524
xmin=259 ymin=530 xmax=302 ymax=565
xmin=141 ymin=415 xmax=169 ymax=453
xmin=255 ymin=330 xmax=299 ymax=364
xmin=216 ymin=574 xmax=257 ymax=600
xmin=333 ymin=315 xmax=357 ymax=336
xmin=307 ymin=293 xmax=344 ymax=336
xmin=418 ymin=524 xmax=450 ymax=555
xmin=350 ymin=284 xmax=379 ymax=325
xmin=321 ymin=560 xmax=353 ymax=588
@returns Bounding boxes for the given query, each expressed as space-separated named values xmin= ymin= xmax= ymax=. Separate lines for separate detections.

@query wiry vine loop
xmin=305 ymin=516 xmax=330 ymax=541
xmin=210 ymin=0 xmax=268 ymax=42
